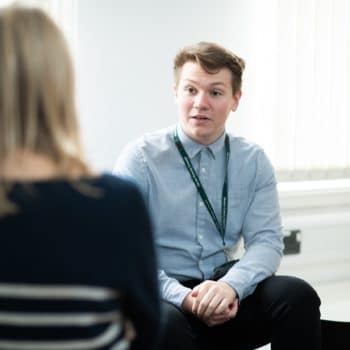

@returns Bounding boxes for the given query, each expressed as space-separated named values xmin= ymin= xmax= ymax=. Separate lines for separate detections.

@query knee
xmin=161 ymin=301 xmax=190 ymax=338
xmin=277 ymin=276 xmax=321 ymax=311
xmin=159 ymin=301 xmax=198 ymax=349
xmin=261 ymin=275 xmax=321 ymax=310
xmin=290 ymin=277 xmax=320 ymax=308
xmin=162 ymin=302 xmax=184 ymax=325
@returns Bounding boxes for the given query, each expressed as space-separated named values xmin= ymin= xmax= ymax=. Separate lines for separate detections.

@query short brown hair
xmin=173 ymin=41 xmax=245 ymax=94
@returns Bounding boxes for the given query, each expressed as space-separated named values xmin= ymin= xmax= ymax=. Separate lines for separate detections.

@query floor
xmin=256 ymin=279 xmax=350 ymax=350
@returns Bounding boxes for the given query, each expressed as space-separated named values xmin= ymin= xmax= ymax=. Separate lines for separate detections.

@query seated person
xmin=0 ymin=5 xmax=160 ymax=350
xmin=114 ymin=41 xmax=321 ymax=350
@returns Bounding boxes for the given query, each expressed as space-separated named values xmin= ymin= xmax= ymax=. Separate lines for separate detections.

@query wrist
xmin=219 ymin=279 xmax=240 ymax=300
xmin=181 ymin=292 xmax=194 ymax=313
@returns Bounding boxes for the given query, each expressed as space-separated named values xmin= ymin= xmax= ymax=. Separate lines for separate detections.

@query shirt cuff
xmin=161 ymin=279 xmax=192 ymax=308
xmin=219 ymin=271 xmax=255 ymax=301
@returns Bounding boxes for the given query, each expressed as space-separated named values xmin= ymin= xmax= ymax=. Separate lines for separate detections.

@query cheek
xmin=216 ymin=103 xmax=232 ymax=117
xmin=178 ymin=98 xmax=192 ymax=112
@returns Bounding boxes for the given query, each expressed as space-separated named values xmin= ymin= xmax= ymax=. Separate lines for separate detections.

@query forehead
xmin=177 ymin=61 xmax=232 ymax=88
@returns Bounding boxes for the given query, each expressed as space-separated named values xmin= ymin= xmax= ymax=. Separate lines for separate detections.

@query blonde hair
xmin=174 ymin=41 xmax=245 ymax=95
xmin=0 ymin=5 xmax=91 ymax=216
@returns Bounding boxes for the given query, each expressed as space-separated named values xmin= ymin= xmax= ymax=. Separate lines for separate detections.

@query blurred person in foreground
xmin=0 ymin=5 xmax=160 ymax=350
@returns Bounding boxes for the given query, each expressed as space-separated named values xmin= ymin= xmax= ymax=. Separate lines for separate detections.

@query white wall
xmin=278 ymin=186 xmax=350 ymax=285
xmin=75 ymin=0 xmax=254 ymax=170
xmin=75 ymin=1 xmax=350 ymax=286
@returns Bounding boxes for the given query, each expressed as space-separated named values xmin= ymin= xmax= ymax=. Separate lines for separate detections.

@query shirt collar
xmin=176 ymin=124 xmax=227 ymax=159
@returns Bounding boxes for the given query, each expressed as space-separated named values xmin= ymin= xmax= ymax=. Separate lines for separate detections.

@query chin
xmin=192 ymin=133 xmax=212 ymax=145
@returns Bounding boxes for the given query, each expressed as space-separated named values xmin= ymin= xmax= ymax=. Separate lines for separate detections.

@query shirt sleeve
xmin=113 ymin=141 xmax=149 ymax=199
xmin=114 ymin=142 xmax=191 ymax=309
xmin=220 ymin=149 xmax=284 ymax=300
xmin=158 ymin=270 xmax=192 ymax=308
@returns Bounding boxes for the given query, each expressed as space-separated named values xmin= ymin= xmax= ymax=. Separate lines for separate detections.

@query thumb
xmin=191 ymin=286 xmax=199 ymax=297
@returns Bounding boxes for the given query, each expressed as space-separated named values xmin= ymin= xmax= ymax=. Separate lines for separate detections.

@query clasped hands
xmin=182 ymin=280 xmax=239 ymax=327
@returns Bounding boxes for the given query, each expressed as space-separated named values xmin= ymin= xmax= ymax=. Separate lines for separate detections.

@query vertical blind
xmin=227 ymin=0 xmax=350 ymax=182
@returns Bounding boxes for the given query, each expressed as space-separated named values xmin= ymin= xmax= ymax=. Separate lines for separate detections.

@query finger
xmin=191 ymin=287 xmax=199 ymax=298
xmin=211 ymin=301 xmax=238 ymax=321
xmin=190 ymin=285 xmax=203 ymax=314
xmin=201 ymin=294 xmax=223 ymax=319
xmin=195 ymin=294 xmax=211 ymax=317
xmin=212 ymin=298 xmax=231 ymax=315
xmin=196 ymin=282 xmax=229 ymax=317
xmin=208 ymin=313 xmax=228 ymax=323
xmin=211 ymin=306 xmax=231 ymax=319
xmin=191 ymin=281 xmax=211 ymax=298
xmin=191 ymin=283 xmax=211 ymax=315
xmin=205 ymin=308 xmax=235 ymax=326
xmin=227 ymin=300 xmax=239 ymax=318
xmin=205 ymin=315 xmax=229 ymax=327
xmin=196 ymin=287 xmax=219 ymax=317
xmin=191 ymin=295 xmax=200 ymax=315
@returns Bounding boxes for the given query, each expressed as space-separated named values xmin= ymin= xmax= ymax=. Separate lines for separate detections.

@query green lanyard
xmin=173 ymin=129 xmax=230 ymax=246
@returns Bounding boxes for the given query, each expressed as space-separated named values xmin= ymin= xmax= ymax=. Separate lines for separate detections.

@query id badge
xmin=212 ymin=259 xmax=239 ymax=280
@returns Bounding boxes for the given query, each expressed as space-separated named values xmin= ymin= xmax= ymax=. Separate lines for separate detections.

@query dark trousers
xmin=159 ymin=275 xmax=321 ymax=350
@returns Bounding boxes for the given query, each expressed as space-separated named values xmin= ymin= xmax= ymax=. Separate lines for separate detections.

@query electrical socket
xmin=283 ymin=229 xmax=301 ymax=255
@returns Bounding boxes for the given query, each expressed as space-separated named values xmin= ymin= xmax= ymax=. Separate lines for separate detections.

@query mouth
xmin=191 ymin=115 xmax=210 ymax=121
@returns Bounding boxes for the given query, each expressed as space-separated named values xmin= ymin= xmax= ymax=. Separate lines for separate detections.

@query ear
xmin=231 ymin=90 xmax=242 ymax=112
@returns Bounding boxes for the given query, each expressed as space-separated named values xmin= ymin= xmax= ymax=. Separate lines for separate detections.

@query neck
xmin=1 ymin=150 xmax=60 ymax=181
xmin=179 ymin=126 xmax=225 ymax=146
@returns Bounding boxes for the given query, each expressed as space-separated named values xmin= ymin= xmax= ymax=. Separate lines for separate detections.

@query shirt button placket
xmin=197 ymin=150 xmax=209 ymax=247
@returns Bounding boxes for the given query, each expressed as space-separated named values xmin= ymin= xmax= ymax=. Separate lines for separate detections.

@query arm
xmin=158 ymin=269 xmax=192 ymax=308
xmin=220 ymin=149 xmax=284 ymax=300
xmin=114 ymin=142 xmax=192 ymax=309
xmin=114 ymin=141 xmax=149 ymax=199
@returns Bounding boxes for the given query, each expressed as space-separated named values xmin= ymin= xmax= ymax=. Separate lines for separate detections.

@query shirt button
xmin=199 ymin=201 xmax=204 ymax=207
xmin=201 ymin=167 xmax=206 ymax=173
xmin=198 ymin=235 xmax=203 ymax=240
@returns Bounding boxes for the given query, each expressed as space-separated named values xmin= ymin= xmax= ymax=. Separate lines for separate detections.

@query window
xmin=227 ymin=0 xmax=350 ymax=182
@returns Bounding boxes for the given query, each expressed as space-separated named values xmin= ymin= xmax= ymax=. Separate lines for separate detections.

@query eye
xmin=211 ymin=90 xmax=223 ymax=97
xmin=185 ymin=86 xmax=196 ymax=95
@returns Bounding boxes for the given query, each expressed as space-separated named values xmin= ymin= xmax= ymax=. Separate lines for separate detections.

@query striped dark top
xmin=0 ymin=174 xmax=160 ymax=350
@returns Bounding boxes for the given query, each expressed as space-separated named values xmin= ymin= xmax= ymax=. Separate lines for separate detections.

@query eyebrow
xmin=184 ymin=79 xmax=227 ymax=87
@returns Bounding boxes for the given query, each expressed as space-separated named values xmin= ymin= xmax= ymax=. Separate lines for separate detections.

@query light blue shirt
xmin=114 ymin=124 xmax=283 ymax=307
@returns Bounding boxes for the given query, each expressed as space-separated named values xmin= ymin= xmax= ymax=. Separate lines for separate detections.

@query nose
xmin=193 ymin=91 xmax=209 ymax=110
